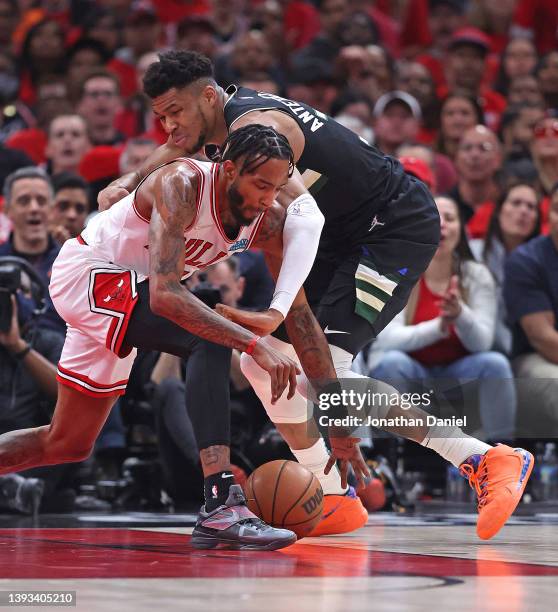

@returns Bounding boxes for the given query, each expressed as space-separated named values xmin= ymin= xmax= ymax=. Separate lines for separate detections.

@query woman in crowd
xmin=470 ymin=183 xmax=541 ymax=354
xmin=434 ymin=94 xmax=484 ymax=160
xmin=369 ymin=195 xmax=516 ymax=441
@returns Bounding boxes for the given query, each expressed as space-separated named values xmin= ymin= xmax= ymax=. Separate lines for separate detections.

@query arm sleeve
xmin=454 ymin=263 xmax=496 ymax=353
xmin=269 ymin=193 xmax=324 ymax=318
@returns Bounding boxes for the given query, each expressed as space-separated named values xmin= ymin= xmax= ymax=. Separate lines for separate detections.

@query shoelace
xmin=460 ymin=457 xmax=489 ymax=509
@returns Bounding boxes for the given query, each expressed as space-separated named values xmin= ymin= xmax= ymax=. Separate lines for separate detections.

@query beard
xmin=227 ymin=182 xmax=255 ymax=226
xmin=184 ymin=108 xmax=209 ymax=154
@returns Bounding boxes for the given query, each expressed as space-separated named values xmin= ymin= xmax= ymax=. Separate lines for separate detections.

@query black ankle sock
xmin=204 ymin=471 xmax=235 ymax=512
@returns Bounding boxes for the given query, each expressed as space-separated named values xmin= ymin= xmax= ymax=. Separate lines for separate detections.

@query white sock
xmin=421 ymin=425 xmax=492 ymax=467
xmin=291 ymin=438 xmax=348 ymax=495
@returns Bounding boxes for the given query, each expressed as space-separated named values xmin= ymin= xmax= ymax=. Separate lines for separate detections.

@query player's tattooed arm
xmin=148 ymin=165 xmax=256 ymax=351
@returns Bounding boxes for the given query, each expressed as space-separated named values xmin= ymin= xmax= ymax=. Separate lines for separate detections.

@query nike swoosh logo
xmin=324 ymin=326 xmax=350 ymax=334
xmin=221 ymin=473 xmax=234 ymax=479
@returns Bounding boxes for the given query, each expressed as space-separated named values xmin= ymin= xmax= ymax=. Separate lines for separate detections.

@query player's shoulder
xmin=253 ymin=201 xmax=286 ymax=250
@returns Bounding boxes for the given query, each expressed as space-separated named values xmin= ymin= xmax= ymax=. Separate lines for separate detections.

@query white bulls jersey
xmin=81 ymin=158 xmax=266 ymax=281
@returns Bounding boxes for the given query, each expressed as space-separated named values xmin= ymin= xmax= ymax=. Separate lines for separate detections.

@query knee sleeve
xmin=240 ymin=337 xmax=310 ymax=424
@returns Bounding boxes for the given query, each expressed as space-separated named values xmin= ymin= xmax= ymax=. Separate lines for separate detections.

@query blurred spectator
xmin=211 ymin=0 xmax=248 ymax=50
xmin=504 ymin=184 xmax=558 ymax=435
xmin=507 ymin=74 xmax=545 ymax=107
xmin=398 ymin=141 xmax=458 ymax=194
xmin=0 ymin=266 xmax=69 ymax=514
xmin=395 ymin=60 xmax=438 ymax=145
xmin=337 ymin=44 xmax=394 ymax=105
xmin=434 ymin=93 xmax=484 ymax=160
xmin=0 ymin=0 xmax=19 ymax=54
xmin=295 ymin=0 xmax=349 ymax=65
xmin=49 ymin=172 xmax=89 ymax=243
xmin=348 ymin=0 xmax=400 ymax=57
xmin=236 ymin=250 xmax=274 ymax=311
xmin=337 ymin=10 xmax=379 ymax=48
xmin=0 ymin=167 xmax=64 ymax=335
xmin=370 ymin=195 xmax=516 ymax=441
xmin=335 ymin=113 xmax=373 ymax=144
xmin=45 ymin=114 xmax=91 ymax=176
xmin=330 ymin=89 xmax=373 ymax=125
xmin=450 ymin=125 xmax=502 ymax=238
xmin=494 ymin=37 xmax=538 ymax=97
xmin=467 ymin=0 xmax=516 ymax=54
xmin=18 ymin=18 xmax=67 ymax=107
xmin=286 ymin=57 xmax=337 ymax=114
xmin=443 ymin=27 xmax=506 ymax=131
xmin=499 ymin=103 xmax=545 ymax=162
xmin=214 ymin=30 xmax=284 ymax=89
xmin=372 ymin=90 xmax=421 ymax=155
xmin=109 ymin=5 xmax=161 ymax=99
xmin=120 ymin=51 xmax=164 ymax=140
xmin=399 ymin=155 xmax=435 ymax=191
xmin=470 ymin=183 xmax=541 ymax=354
xmin=412 ymin=0 xmax=467 ymax=86
xmin=76 ymin=70 xmax=125 ymax=146
xmin=66 ymin=38 xmax=111 ymax=101
xmin=119 ymin=137 xmax=157 ymax=175
xmin=0 ymin=50 xmax=36 ymax=143
xmin=530 ymin=115 xmax=558 ymax=198
xmin=535 ymin=51 xmax=558 ymax=111
xmin=4 ymin=78 xmax=71 ymax=166
xmin=0 ymin=143 xmax=33 ymax=194
xmin=176 ymin=15 xmax=218 ymax=60
xmin=511 ymin=0 xmax=558 ymax=56
xmin=81 ymin=7 xmax=121 ymax=57
xmin=250 ymin=0 xmax=289 ymax=67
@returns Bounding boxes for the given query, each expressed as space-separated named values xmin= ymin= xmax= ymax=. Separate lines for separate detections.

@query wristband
xmin=13 ymin=343 xmax=31 ymax=360
xmin=244 ymin=336 xmax=260 ymax=356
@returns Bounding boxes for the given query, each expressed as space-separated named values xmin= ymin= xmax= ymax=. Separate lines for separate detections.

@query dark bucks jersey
xmin=222 ymin=85 xmax=413 ymax=250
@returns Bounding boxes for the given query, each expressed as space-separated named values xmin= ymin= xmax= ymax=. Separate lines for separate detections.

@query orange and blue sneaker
xmin=307 ymin=486 xmax=368 ymax=537
xmin=459 ymin=444 xmax=534 ymax=540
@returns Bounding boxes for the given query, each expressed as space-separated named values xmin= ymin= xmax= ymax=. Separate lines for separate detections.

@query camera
xmin=0 ymin=263 xmax=21 ymax=332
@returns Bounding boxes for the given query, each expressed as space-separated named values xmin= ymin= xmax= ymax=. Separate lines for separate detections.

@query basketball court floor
xmin=1 ymin=511 xmax=557 ymax=611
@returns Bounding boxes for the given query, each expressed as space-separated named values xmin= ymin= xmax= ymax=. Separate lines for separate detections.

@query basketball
xmin=244 ymin=460 xmax=324 ymax=539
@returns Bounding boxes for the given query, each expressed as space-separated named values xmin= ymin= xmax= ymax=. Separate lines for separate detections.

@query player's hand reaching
xmin=250 ymin=340 xmax=300 ymax=404
xmin=325 ymin=431 xmax=371 ymax=490
xmin=97 ymin=185 xmax=130 ymax=211
xmin=216 ymin=304 xmax=284 ymax=336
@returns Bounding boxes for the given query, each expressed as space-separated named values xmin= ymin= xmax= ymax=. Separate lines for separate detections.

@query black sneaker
xmin=191 ymin=484 xmax=297 ymax=551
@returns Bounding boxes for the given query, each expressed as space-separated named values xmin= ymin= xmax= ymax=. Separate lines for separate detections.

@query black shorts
xmin=274 ymin=180 xmax=440 ymax=355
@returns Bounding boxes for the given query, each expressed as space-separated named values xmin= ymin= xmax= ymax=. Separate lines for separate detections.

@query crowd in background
xmin=0 ymin=0 xmax=557 ymax=514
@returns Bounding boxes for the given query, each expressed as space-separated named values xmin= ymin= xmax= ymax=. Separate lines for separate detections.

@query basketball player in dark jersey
xmin=99 ymin=51 xmax=533 ymax=542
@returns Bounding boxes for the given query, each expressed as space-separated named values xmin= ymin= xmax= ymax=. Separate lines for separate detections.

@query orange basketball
xmin=244 ymin=460 xmax=323 ymax=539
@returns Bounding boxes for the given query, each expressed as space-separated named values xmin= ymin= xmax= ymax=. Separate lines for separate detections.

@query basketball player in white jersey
xmin=0 ymin=125 xmax=350 ymax=551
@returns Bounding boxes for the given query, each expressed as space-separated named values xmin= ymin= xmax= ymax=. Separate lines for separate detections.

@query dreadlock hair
xmin=219 ymin=124 xmax=295 ymax=177
xmin=143 ymin=50 xmax=214 ymax=98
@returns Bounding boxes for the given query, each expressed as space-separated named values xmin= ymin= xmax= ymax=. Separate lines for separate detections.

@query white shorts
xmin=49 ymin=236 xmax=139 ymax=398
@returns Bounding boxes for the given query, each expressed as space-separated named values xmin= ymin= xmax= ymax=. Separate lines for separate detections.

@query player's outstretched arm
xmin=98 ymin=139 xmax=184 ymax=210
xmin=148 ymin=166 xmax=299 ymax=403
xmin=231 ymin=112 xmax=324 ymax=319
